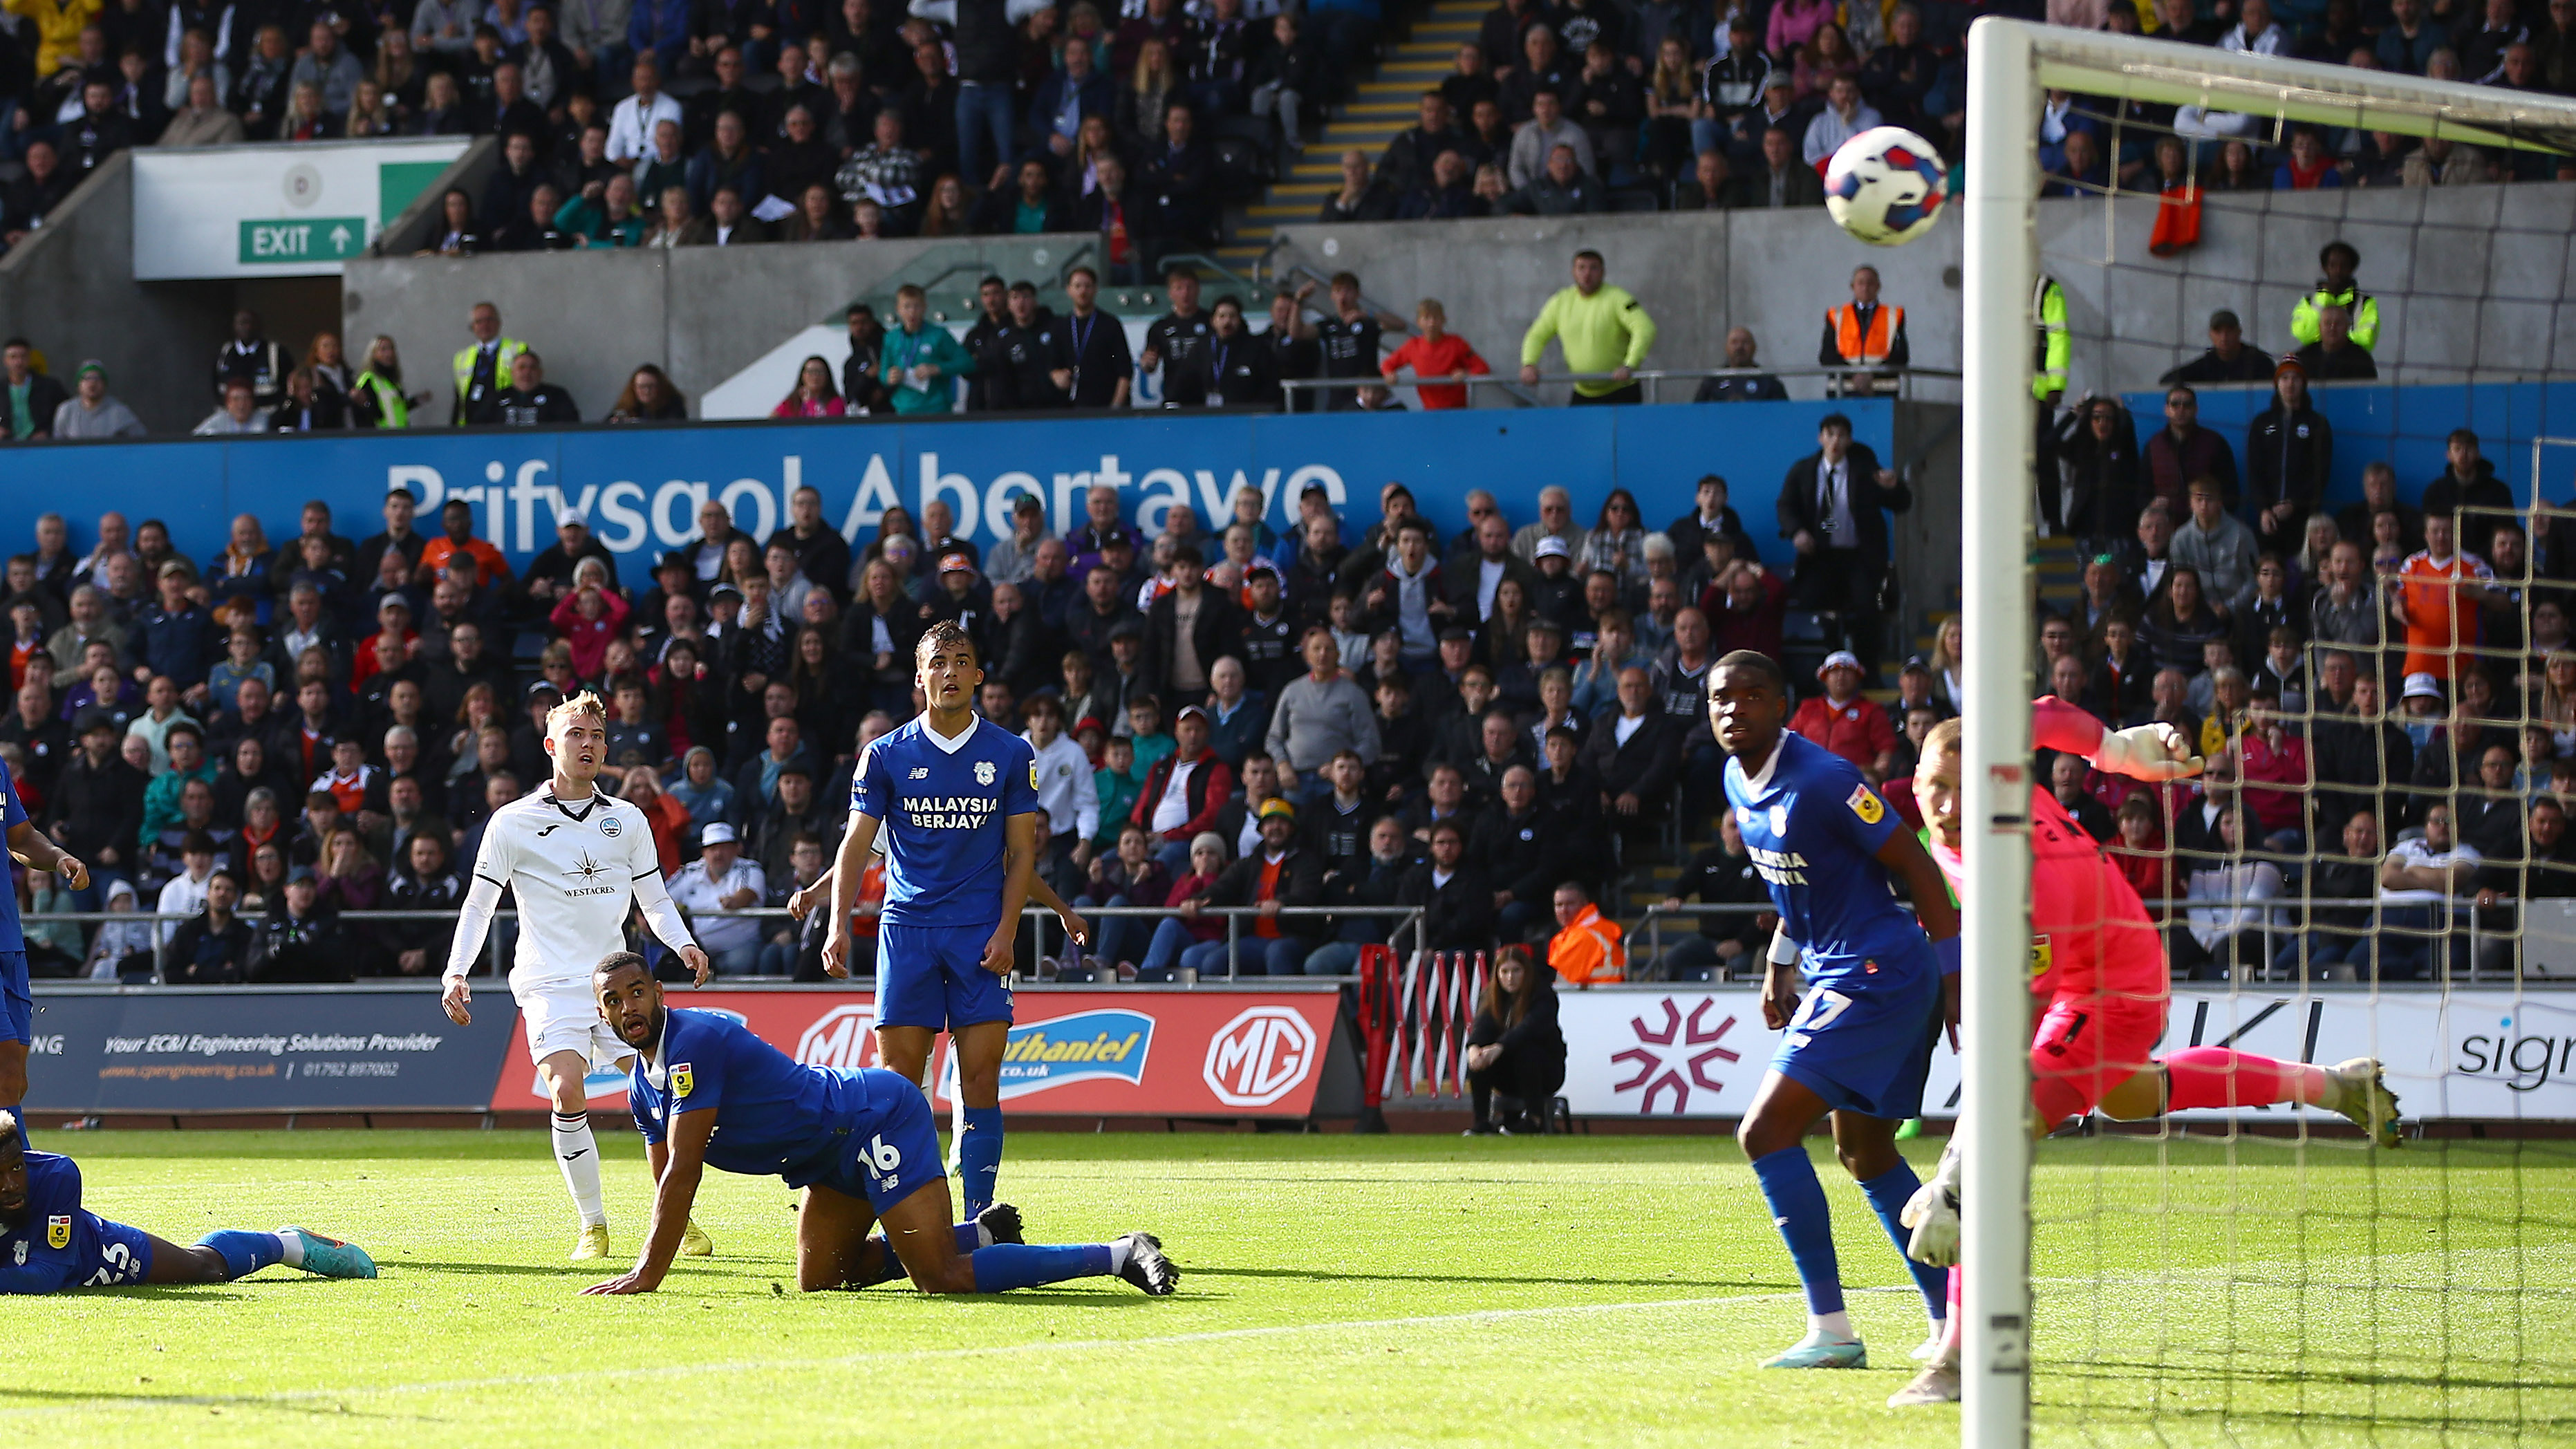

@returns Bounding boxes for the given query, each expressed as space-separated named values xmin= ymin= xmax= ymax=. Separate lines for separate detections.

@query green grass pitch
xmin=2 ymin=1129 xmax=2569 ymax=1447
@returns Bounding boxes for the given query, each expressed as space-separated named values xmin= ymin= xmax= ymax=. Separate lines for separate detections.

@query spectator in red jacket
xmin=1128 ymin=705 xmax=1238 ymax=872
xmin=1788 ymin=649 xmax=1896 ymax=779
xmin=548 ymin=563 xmax=630 ymax=683
xmin=1708 ymin=558 xmax=1787 ymax=661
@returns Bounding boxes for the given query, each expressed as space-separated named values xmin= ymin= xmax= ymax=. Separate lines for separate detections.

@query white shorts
xmin=512 ymin=976 xmax=630 ymax=1072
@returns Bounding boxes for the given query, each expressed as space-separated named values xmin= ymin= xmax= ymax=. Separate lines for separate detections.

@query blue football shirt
xmin=0 ymin=1154 xmax=127 ymax=1293
xmin=0 ymin=756 xmax=26 ymax=954
xmin=850 ymin=716 xmax=1040 ymax=928
xmin=1723 ymin=731 xmax=1929 ymax=982
xmin=628 ymin=1008 xmax=881 ymax=1187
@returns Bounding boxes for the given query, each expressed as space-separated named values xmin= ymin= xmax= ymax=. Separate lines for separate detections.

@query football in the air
xmin=1824 ymin=126 xmax=1950 ymax=246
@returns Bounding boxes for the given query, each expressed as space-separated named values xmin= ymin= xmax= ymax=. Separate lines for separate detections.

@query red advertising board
xmin=485 ymin=987 xmax=1343 ymax=1119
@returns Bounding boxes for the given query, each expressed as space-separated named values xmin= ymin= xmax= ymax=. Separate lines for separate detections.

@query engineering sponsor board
xmin=1559 ymin=988 xmax=2576 ymax=1121
xmin=26 ymin=989 xmax=521 ymax=1112
xmin=486 ymin=989 xmax=1336 ymax=1116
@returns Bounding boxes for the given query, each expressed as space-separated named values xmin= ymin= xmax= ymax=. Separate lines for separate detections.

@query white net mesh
xmin=1957 ymin=24 xmax=2576 ymax=1446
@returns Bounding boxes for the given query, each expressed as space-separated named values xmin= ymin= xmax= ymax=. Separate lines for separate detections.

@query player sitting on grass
xmin=581 ymin=953 xmax=1175 ymax=1298
xmin=1888 ymin=704 xmax=2402 ymax=1408
xmin=0 ymin=1110 xmax=377 ymax=1291
xmin=1708 ymin=650 xmax=1960 ymax=1372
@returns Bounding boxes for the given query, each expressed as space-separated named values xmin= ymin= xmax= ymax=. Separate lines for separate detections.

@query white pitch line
xmin=0 ymin=1289 xmax=1862 ymax=1414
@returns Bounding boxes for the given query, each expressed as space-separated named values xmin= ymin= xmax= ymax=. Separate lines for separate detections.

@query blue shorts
xmin=1769 ymin=943 xmax=1943 ymax=1121
xmin=811 ymin=1067 xmax=950 ymax=1215
xmin=0 ymin=951 xmax=29 ymax=1046
xmin=876 ymin=922 xmax=1014 ymax=1034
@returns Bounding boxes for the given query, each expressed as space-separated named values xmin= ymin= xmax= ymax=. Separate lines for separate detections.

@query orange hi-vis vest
xmin=1829 ymin=303 xmax=1903 ymax=366
xmin=1548 ymin=904 xmax=1627 ymax=985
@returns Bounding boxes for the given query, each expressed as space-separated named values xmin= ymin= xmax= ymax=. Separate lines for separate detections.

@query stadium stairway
xmin=1216 ymin=1 xmax=1482 ymax=270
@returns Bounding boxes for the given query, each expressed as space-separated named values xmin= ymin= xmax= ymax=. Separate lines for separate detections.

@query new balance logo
xmin=909 ymin=767 xmax=929 ymax=778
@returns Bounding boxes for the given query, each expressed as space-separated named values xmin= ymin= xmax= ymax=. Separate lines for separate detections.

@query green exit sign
xmin=239 ymin=217 xmax=368 ymax=263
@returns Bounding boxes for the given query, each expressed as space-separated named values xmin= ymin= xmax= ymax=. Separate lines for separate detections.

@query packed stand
xmin=0 ymin=467 xmax=1783 ymax=985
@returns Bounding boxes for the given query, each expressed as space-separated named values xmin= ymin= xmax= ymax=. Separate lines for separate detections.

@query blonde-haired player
xmin=441 ymin=691 xmax=717 ymax=1262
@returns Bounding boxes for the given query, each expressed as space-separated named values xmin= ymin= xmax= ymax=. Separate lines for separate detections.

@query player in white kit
xmin=440 ymin=691 xmax=716 ymax=1262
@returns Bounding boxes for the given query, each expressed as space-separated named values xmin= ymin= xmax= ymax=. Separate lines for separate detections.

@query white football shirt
xmin=468 ymin=785 xmax=664 ymax=987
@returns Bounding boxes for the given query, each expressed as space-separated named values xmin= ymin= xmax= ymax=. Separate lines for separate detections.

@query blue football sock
xmin=1750 ymin=1146 xmax=1844 ymax=1317
xmin=1859 ymin=1160 xmax=1949 ymax=1325
xmin=195 ymin=1228 xmax=287 ymax=1280
xmin=968 ymin=1242 xmax=1113 ymax=1293
xmin=957 ymin=1105 xmax=1003 ymax=1219
xmin=856 ymin=1223 xmax=991 ymax=1287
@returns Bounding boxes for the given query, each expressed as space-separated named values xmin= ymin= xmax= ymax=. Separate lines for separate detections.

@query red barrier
xmin=1358 ymin=951 xmax=1487 ymax=1109
xmin=486 ymin=988 xmax=1342 ymax=1119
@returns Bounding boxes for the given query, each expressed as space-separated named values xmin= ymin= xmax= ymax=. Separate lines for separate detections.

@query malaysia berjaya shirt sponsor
xmin=851 ymin=716 xmax=1040 ymax=929
xmin=467 ymin=786 xmax=664 ymax=986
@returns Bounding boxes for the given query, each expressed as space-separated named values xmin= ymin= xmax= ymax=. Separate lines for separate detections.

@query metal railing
xmin=1280 ymin=364 xmax=1966 ymax=409
xmin=27 ymin=904 xmax=1424 ymax=986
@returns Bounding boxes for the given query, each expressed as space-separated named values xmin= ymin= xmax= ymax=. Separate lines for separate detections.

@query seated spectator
xmin=1399 ymin=816 xmax=1495 ymax=950
xmin=2170 ymin=804 xmax=2282 ymax=980
xmin=1688 ymin=328 xmax=1787 ymax=404
xmin=1397 ymin=148 xmax=1480 ymax=218
xmin=669 ymin=821 xmax=767 ymax=974
xmin=1464 ymin=945 xmax=1566 ymax=1134
xmin=1800 ymin=73 xmax=1880 ymax=169
xmin=1140 ymin=798 xmax=1322 ymax=978
xmin=1789 ymin=651 xmax=1896 ymax=777
xmin=159 ymin=868 xmax=252 ymax=983
xmin=2377 ymin=802 xmax=2481 ymax=979
xmin=2161 ymin=308 xmax=2277 ymax=386
xmin=1673 ymin=150 xmax=1748 ymax=209
xmin=1078 ymin=822 xmax=1176 ymax=975
xmin=194 ymin=379 xmax=270 ymax=436
xmin=2474 ymin=796 xmax=2576 ymax=976
xmin=160 ymin=72 xmax=248 ymax=147
xmin=1377 ymin=92 xmax=1462 ymax=197
xmin=50 ymin=362 xmax=147 ymax=440
xmin=1314 ymin=147 xmax=1397 ymax=223
xmin=1248 ymin=13 xmax=1327 ymax=158
xmin=2292 ymin=303 xmax=2379 ymax=381
xmin=1744 ymin=123 xmax=1825 ymax=207
xmin=1504 ymin=143 xmax=1603 ymax=214
xmin=1507 ymin=89 xmax=1594 ymax=189
xmin=1545 ymin=877 xmax=1623 ymax=984
xmin=1576 ymin=667 xmax=1683 ymax=832
xmin=248 ymin=866 xmax=350 ymax=982
xmin=773 ymin=357 xmax=847 ymax=418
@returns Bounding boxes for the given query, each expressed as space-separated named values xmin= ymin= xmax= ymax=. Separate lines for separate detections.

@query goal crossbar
xmin=1952 ymin=20 xmax=2576 ymax=1449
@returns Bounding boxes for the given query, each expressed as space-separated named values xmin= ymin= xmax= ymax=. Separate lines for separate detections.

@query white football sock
xmin=1108 ymin=1237 xmax=1132 ymax=1274
xmin=274 ymin=1230 xmax=304 ymax=1268
xmin=552 ymin=1112 xmax=607 ymax=1228
xmin=1809 ymin=1310 xmax=1856 ymax=1340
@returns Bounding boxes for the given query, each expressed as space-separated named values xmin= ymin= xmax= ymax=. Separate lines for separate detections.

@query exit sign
xmin=238 ymin=217 xmax=367 ymax=263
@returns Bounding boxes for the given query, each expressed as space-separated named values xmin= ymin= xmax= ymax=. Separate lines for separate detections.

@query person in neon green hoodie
xmin=881 ymin=283 xmax=978 ymax=415
xmin=1517 ymin=250 xmax=1659 ymax=404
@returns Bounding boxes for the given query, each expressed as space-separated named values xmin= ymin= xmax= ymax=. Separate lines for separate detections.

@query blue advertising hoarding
xmin=1 ymin=401 xmax=1889 ymax=574
xmin=25 ymin=987 xmax=522 ymax=1114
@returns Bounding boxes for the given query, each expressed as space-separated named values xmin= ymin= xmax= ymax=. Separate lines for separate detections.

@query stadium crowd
xmin=6 ymin=0 xmax=2572 ymax=268
xmin=0 ymin=472 xmax=1751 ymax=984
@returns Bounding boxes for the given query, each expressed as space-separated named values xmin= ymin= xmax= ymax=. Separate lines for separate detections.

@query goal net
xmin=1954 ymin=23 xmax=2576 ymax=1448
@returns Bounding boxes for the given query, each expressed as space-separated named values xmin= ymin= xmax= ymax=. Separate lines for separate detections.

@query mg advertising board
xmin=131 ymin=139 xmax=469 ymax=279
xmin=487 ymin=989 xmax=1341 ymax=1118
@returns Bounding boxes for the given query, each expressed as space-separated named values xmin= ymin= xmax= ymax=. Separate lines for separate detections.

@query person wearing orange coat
xmin=1546 ymin=878 xmax=1625 ymax=984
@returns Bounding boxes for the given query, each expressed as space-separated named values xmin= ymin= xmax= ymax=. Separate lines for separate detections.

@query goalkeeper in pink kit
xmin=1887 ymin=698 xmax=2403 ymax=1407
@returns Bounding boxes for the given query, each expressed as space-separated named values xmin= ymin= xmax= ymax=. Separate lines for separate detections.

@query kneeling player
xmin=0 ymin=1111 xmax=377 ymax=1292
xmin=581 ymin=953 xmax=1175 ymax=1298
xmin=1889 ymin=706 xmax=2400 ymax=1406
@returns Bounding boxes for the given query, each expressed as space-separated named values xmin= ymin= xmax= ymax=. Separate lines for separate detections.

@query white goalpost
xmin=1954 ymin=23 xmax=2576 ymax=1449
